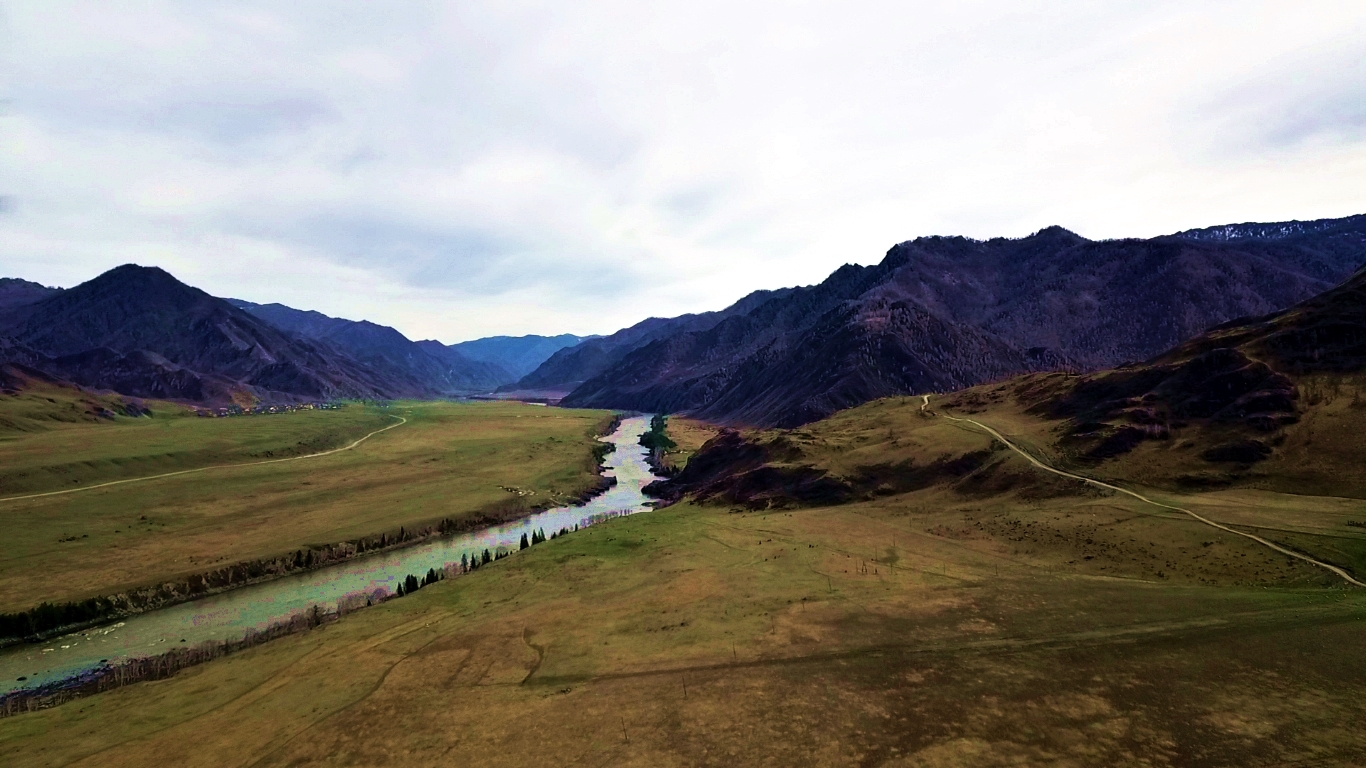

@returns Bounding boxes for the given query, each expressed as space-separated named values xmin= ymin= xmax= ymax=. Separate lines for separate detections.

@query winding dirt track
xmin=0 ymin=415 xmax=408 ymax=505
xmin=921 ymin=395 xmax=1365 ymax=588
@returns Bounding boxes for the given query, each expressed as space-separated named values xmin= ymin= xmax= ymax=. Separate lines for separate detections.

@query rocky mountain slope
xmin=0 ymin=266 xmax=410 ymax=402
xmin=506 ymin=288 xmax=796 ymax=393
xmin=0 ymin=278 xmax=60 ymax=313
xmin=987 ymin=261 xmax=1366 ymax=492
xmin=561 ymin=214 xmax=1366 ymax=427
xmin=449 ymin=334 xmax=589 ymax=381
xmin=230 ymin=300 xmax=511 ymax=392
xmin=652 ymin=261 xmax=1366 ymax=507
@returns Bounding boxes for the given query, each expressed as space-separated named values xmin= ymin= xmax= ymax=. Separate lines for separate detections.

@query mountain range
xmin=3 ymin=213 xmax=1363 ymax=419
xmin=226 ymin=299 xmax=512 ymax=394
xmin=0 ymin=267 xmax=581 ymax=403
xmin=1002 ymin=258 xmax=1366 ymax=490
xmin=449 ymin=334 xmax=592 ymax=381
xmin=503 ymin=287 xmax=796 ymax=394
xmin=649 ymin=258 xmax=1366 ymax=507
xmin=551 ymin=214 xmax=1366 ymax=426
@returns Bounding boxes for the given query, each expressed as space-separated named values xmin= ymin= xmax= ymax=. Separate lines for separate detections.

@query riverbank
xmin=0 ymin=511 xmax=618 ymax=717
xmin=1 ymin=414 xmax=623 ymax=646
xmin=0 ymin=403 xmax=617 ymax=641
xmin=7 ymin=400 xmax=1366 ymax=765
xmin=0 ymin=414 xmax=661 ymax=711
xmin=0 ymin=476 xmax=615 ymax=647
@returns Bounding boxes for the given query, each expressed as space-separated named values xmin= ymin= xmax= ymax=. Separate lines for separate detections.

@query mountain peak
xmin=97 ymin=263 xmax=179 ymax=284
xmin=76 ymin=264 xmax=212 ymax=304
xmin=1028 ymin=225 xmax=1086 ymax=242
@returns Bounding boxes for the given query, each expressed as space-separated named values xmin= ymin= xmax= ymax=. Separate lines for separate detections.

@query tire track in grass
xmin=921 ymin=395 xmax=1365 ymax=588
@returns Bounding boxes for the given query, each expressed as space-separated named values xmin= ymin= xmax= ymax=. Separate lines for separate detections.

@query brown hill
xmin=650 ymin=262 xmax=1366 ymax=508
xmin=979 ymin=262 xmax=1366 ymax=495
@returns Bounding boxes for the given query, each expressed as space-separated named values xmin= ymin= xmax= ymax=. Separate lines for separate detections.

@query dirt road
xmin=922 ymin=394 xmax=1364 ymax=588
xmin=0 ymin=415 xmax=408 ymax=505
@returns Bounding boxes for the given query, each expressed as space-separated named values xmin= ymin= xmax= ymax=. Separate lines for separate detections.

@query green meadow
xmin=0 ymin=388 xmax=612 ymax=614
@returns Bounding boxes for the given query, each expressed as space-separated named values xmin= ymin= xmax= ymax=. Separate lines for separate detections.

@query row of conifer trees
xmin=390 ymin=523 xmax=579 ymax=598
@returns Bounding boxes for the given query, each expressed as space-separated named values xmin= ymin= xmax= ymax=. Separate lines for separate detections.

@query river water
xmin=0 ymin=414 xmax=662 ymax=698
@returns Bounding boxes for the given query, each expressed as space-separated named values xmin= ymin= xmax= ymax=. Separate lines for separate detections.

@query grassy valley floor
xmin=0 ymin=396 xmax=612 ymax=614
xmin=4 ymin=397 xmax=1365 ymax=766
xmin=2 ymin=500 xmax=1362 ymax=766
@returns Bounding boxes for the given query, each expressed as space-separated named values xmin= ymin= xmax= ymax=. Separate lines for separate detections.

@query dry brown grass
xmin=938 ymin=373 xmax=1366 ymax=501
xmin=3 ymin=496 xmax=1363 ymax=767
xmin=5 ymin=395 xmax=1366 ymax=766
xmin=659 ymin=416 xmax=722 ymax=473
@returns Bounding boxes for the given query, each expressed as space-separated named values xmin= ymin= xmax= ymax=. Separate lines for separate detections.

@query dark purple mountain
xmin=229 ymin=300 xmax=512 ymax=392
xmin=559 ymin=214 xmax=1366 ymax=427
xmin=0 ymin=278 xmax=60 ymax=312
xmin=506 ymin=287 xmax=796 ymax=393
xmin=0 ymin=265 xmax=401 ymax=402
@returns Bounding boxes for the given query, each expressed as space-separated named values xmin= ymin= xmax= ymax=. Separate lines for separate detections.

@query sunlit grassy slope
xmin=5 ymin=395 xmax=1365 ymax=765
xmin=941 ymin=373 xmax=1366 ymax=500
xmin=0 ymin=391 xmax=612 ymax=613
xmin=0 ymin=374 xmax=174 ymax=438
xmin=658 ymin=416 xmax=719 ymax=473
xmin=0 ymin=380 xmax=389 ymax=497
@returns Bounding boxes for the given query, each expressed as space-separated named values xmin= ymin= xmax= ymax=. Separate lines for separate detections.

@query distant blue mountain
xmin=228 ymin=300 xmax=513 ymax=392
xmin=449 ymin=334 xmax=592 ymax=380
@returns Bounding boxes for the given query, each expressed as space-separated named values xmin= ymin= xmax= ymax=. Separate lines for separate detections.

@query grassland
xmin=942 ymin=373 xmax=1366 ymax=500
xmin=658 ymin=416 xmax=720 ymax=473
xmin=0 ymin=387 xmax=612 ymax=614
xmin=4 ymin=395 xmax=1364 ymax=765
xmin=3 ymin=500 xmax=1362 ymax=766
xmin=931 ymin=379 xmax=1366 ymax=583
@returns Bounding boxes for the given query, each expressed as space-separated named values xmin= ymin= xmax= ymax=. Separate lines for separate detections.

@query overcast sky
xmin=2 ymin=2 xmax=1364 ymax=342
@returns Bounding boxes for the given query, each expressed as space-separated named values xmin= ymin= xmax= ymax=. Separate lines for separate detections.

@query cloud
xmin=2 ymin=0 xmax=1365 ymax=342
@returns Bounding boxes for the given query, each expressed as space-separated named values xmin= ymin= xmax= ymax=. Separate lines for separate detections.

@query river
xmin=0 ymin=414 xmax=663 ymax=698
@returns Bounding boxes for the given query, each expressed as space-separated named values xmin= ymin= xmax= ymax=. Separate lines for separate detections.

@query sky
xmin=1 ymin=2 xmax=1364 ymax=343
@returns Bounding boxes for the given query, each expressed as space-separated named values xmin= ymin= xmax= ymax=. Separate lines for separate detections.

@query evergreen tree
xmin=520 ymin=533 xmax=530 ymax=550
xmin=639 ymin=414 xmax=677 ymax=452
xmin=482 ymin=549 xmax=492 ymax=565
